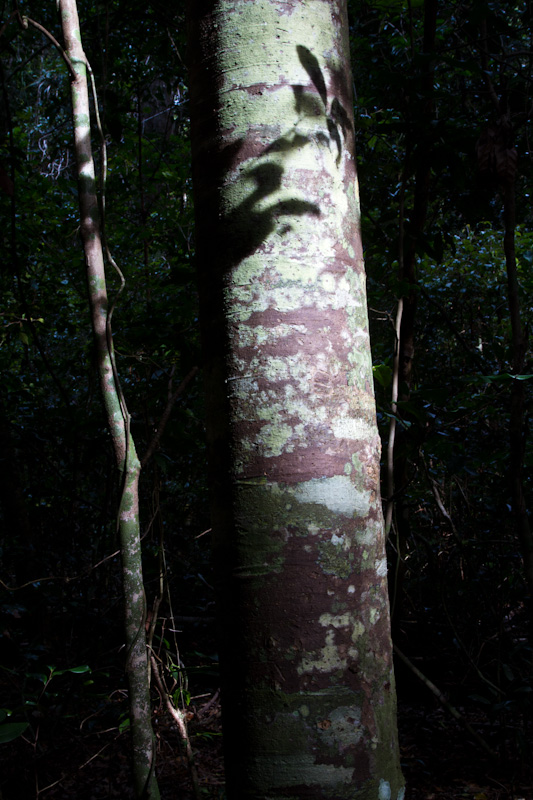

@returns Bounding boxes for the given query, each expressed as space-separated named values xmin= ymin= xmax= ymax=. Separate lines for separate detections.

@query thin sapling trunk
xmin=58 ymin=1 xmax=160 ymax=796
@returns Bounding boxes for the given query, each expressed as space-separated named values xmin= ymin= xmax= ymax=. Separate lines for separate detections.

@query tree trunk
xmin=475 ymin=12 xmax=533 ymax=635
xmin=58 ymin=2 xmax=159 ymax=797
xmin=503 ymin=180 xmax=533 ymax=622
xmin=387 ymin=0 xmax=437 ymax=635
xmin=188 ymin=1 xmax=405 ymax=797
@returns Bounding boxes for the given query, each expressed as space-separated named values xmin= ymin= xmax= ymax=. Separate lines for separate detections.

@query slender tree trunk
xmin=476 ymin=14 xmax=533 ymax=632
xmin=503 ymin=180 xmax=533 ymax=619
xmin=388 ymin=0 xmax=437 ymax=634
xmin=188 ymin=1 xmax=405 ymax=797
xmin=398 ymin=0 xmax=437 ymax=391
xmin=58 ymin=2 xmax=159 ymax=797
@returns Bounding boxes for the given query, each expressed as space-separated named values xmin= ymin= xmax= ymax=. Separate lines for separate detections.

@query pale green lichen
xmin=317 ymin=539 xmax=353 ymax=578
xmin=74 ymin=112 xmax=91 ymax=128
xmin=352 ymin=620 xmax=365 ymax=640
xmin=253 ymin=752 xmax=354 ymax=791
xmin=258 ymin=421 xmax=294 ymax=456
xmin=369 ymin=607 xmax=381 ymax=625
xmin=238 ymin=322 xmax=307 ymax=347
xmin=217 ymin=1 xmax=345 ymax=130
xmin=375 ymin=557 xmax=388 ymax=577
xmin=355 ymin=523 xmax=377 ymax=547
xmin=317 ymin=705 xmax=363 ymax=751
xmin=297 ymin=628 xmax=358 ymax=675
xmin=319 ymin=611 xmax=351 ymax=629
xmin=317 ymin=612 xmax=365 ymax=644
xmin=208 ymin=2 xmax=403 ymax=791
xmin=241 ymin=687 xmax=359 ymax=791
xmin=330 ymin=532 xmax=347 ymax=547
xmin=332 ymin=416 xmax=375 ymax=441
xmin=291 ymin=475 xmax=370 ymax=517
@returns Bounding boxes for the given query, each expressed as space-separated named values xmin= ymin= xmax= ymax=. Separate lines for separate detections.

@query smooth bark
xmin=58 ymin=2 xmax=159 ymax=797
xmin=188 ymin=1 xmax=405 ymax=797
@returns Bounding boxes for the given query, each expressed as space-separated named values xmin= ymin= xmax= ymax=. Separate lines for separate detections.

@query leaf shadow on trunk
xmin=204 ymin=45 xmax=354 ymax=275
xmin=192 ymin=43 xmax=358 ymax=544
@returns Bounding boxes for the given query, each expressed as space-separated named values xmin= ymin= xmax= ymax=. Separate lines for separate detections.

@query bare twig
xmin=1 ymin=574 xmax=68 ymax=591
xmin=421 ymin=454 xmax=463 ymax=546
xmin=18 ymin=14 xmax=77 ymax=80
xmin=150 ymin=655 xmax=201 ymax=800
xmin=393 ymin=644 xmax=496 ymax=757
xmin=441 ymin=600 xmax=501 ymax=697
xmin=141 ymin=366 xmax=199 ymax=467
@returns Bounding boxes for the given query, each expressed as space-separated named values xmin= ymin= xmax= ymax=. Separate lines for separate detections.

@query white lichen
xmin=290 ymin=474 xmax=370 ymax=516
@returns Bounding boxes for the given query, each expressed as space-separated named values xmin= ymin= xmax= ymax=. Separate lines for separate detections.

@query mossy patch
xmin=317 ymin=538 xmax=353 ymax=578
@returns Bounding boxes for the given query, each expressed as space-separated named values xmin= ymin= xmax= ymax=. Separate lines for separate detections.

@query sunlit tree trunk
xmin=188 ymin=1 xmax=405 ymax=797
xmin=58 ymin=2 xmax=159 ymax=797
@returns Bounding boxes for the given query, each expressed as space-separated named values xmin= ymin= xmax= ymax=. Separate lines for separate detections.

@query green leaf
xmin=381 ymin=411 xmax=412 ymax=428
xmin=29 ymin=673 xmax=48 ymax=685
xmin=373 ymin=363 xmax=393 ymax=388
xmin=469 ymin=694 xmax=491 ymax=705
xmin=0 ymin=722 xmax=29 ymax=743
xmin=119 ymin=717 xmax=130 ymax=733
xmin=466 ymin=373 xmax=533 ymax=384
xmin=396 ymin=399 xmax=427 ymax=424
xmin=50 ymin=664 xmax=91 ymax=677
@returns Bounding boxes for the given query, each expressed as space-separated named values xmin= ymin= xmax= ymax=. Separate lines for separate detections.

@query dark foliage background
xmin=1 ymin=0 xmax=532 ymax=796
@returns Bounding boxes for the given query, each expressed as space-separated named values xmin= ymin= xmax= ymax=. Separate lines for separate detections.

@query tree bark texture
xmin=59 ymin=2 xmax=159 ymax=797
xmin=188 ymin=1 xmax=405 ymax=797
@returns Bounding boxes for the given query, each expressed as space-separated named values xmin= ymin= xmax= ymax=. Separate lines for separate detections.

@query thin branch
xmin=479 ymin=18 xmax=502 ymax=112
xmin=150 ymin=655 xmax=201 ymax=800
xmin=421 ymin=454 xmax=463 ymax=546
xmin=441 ymin=600 xmax=502 ymax=698
xmin=385 ymin=297 xmax=403 ymax=538
xmin=419 ymin=284 xmax=484 ymax=362
xmin=166 ymin=28 xmax=185 ymax=67
xmin=0 ymin=575 xmax=66 ymax=591
xmin=141 ymin=366 xmax=198 ymax=467
xmin=18 ymin=14 xmax=77 ymax=81
xmin=393 ymin=644 xmax=496 ymax=757
xmin=0 ymin=505 xmax=162 ymax=591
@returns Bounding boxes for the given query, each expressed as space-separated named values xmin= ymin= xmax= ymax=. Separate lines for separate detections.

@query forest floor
xmin=397 ymin=701 xmax=532 ymax=800
xmin=1 ymin=691 xmax=531 ymax=799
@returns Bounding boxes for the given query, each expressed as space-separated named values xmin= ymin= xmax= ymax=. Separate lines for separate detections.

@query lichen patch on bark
xmin=291 ymin=475 xmax=370 ymax=516
xmin=189 ymin=0 xmax=405 ymax=795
